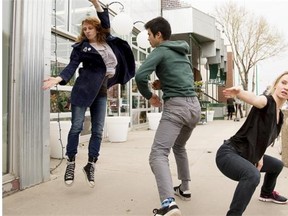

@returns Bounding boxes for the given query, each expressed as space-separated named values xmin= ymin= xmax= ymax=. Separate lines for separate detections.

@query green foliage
xmin=50 ymin=90 xmax=71 ymax=113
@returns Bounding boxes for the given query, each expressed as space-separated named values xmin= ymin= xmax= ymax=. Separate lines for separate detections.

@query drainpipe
xmin=160 ymin=0 xmax=163 ymax=16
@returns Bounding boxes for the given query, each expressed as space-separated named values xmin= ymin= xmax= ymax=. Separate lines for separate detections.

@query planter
xmin=206 ymin=110 xmax=215 ymax=122
xmin=147 ymin=112 xmax=162 ymax=130
xmin=50 ymin=121 xmax=71 ymax=159
xmin=106 ymin=116 xmax=130 ymax=142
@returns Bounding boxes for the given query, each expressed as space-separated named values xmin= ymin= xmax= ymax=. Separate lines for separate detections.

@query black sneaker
xmin=259 ymin=191 xmax=288 ymax=204
xmin=174 ymin=185 xmax=191 ymax=201
xmin=83 ymin=162 xmax=95 ymax=188
xmin=153 ymin=201 xmax=182 ymax=216
xmin=64 ymin=159 xmax=75 ymax=186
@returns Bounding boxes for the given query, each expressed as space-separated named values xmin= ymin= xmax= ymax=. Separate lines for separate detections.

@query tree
xmin=215 ymin=1 xmax=287 ymax=94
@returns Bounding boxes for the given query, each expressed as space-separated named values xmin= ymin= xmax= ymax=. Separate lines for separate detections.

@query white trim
xmin=51 ymin=85 xmax=73 ymax=91
xmin=50 ymin=111 xmax=90 ymax=119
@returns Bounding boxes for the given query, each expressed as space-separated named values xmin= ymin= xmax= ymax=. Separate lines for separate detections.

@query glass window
xmin=51 ymin=35 xmax=74 ymax=62
xmin=2 ymin=0 xmax=14 ymax=175
xmin=50 ymin=90 xmax=71 ymax=113
xmin=52 ymin=0 xmax=68 ymax=31
xmin=120 ymin=84 xmax=130 ymax=116
xmin=50 ymin=34 xmax=75 ymax=119
xmin=70 ymin=0 xmax=95 ymax=34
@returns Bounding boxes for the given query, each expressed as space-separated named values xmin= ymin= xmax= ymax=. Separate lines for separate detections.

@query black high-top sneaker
xmin=174 ymin=184 xmax=191 ymax=201
xmin=64 ymin=156 xmax=75 ymax=186
xmin=83 ymin=157 xmax=97 ymax=188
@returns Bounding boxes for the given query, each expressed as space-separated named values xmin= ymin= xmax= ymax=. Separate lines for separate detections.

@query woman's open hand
xmin=223 ymin=86 xmax=241 ymax=98
xmin=42 ymin=76 xmax=62 ymax=90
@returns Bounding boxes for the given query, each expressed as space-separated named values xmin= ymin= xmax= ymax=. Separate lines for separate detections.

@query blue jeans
xmin=216 ymin=141 xmax=284 ymax=216
xmin=149 ymin=97 xmax=201 ymax=202
xmin=66 ymin=95 xmax=107 ymax=159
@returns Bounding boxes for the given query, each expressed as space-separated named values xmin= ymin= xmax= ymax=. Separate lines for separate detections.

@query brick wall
xmin=218 ymin=52 xmax=234 ymax=103
xmin=2 ymin=179 xmax=20 ymax=196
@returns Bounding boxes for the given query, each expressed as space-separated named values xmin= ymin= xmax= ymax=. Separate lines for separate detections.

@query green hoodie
xmin=135 ymin=40 xmax=196 ymax=101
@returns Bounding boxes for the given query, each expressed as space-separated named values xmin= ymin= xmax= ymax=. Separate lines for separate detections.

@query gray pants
xmin=149 ymin=97 xmax=201 ymax=202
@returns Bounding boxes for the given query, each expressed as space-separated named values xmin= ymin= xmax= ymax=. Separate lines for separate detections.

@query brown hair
xmin=268 ymin=71 xmax=288 ymax=98
xmin=76 ymin=16 xmax=110 ymax=43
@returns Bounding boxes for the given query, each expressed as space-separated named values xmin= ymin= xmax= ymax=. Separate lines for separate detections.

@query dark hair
xmin=145 ymin=17 xmax=171 ymax=40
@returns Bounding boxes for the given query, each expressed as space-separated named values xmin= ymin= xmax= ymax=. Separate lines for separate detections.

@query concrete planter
xmin=50 ymin=121 xmax=71 ymax=159
xmin=106 ymin=116 xmax=130 ymax=142
xmin=147 ymin=112 xmax=162 ymax=130
xmin=207 ymin=110 xmax=215 ymax=122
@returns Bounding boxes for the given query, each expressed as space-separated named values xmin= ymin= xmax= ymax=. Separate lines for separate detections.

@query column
xmin=282 ymin=110 xmax=288 ymax=167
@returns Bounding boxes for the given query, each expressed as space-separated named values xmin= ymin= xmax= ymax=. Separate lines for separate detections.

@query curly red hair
xmin=76 ymin=16 xmax=110 ymax=43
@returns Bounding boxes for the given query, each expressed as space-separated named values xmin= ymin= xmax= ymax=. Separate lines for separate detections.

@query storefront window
xmin=50 ymin=34 xmax=75 ymax=115
xmin=50 ymin=0 xmax=158 ymax=127
xmin=107 ymin=83 xmax=130 ymax=116
xmin=2 ymin=0 xmax=13 ymax=175
xmin=52 ymin=0 xmax=68 ymax=31
xmin=51 ymin=36 xmax=75 ymax=62
xmin=70 ymin=0 xmax=93 ymax=34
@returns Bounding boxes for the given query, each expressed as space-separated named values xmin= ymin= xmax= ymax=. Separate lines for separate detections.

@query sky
xmin=183 ymin=0 xmax=288 ymax=93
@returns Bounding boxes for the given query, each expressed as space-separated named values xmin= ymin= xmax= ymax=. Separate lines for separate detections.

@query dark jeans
xmin=66 ymin=95 xmax=107 ymax=159
xmin=216 ymin=141 xmax=284 ymax=216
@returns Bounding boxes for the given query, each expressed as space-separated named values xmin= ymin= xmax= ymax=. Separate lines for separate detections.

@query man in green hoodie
xmin=135 ymin=17 xmax=201 ymax=216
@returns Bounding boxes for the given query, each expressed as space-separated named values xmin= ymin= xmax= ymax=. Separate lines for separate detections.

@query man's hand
xmin=149 ymin=93 xmax=162 ymax=107
xmin=151 ymin=80 xmax=161 ymax=90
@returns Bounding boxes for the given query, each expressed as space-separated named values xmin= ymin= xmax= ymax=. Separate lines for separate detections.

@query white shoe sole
xmin=165 ymin=208 xmax=182 ymax=216
xmin=64 ymin=180 xmax=74 ymax=187
xmin=259 ymin=197 xmax=288 ymax=204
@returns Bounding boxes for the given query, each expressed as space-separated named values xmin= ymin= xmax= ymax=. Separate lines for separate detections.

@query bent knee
xmin=245 ymin=170 xmax=261 ymax=187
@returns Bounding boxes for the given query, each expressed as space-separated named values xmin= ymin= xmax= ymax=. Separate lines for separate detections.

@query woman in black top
xmin=216 ymin=71 xmax=288 ymax=215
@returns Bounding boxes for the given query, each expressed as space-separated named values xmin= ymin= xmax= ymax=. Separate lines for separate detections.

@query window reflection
xmin=51 ymin=35 xmax=74 ymax=61
xmin=107 ymin=83 xmax=130 ymax=116
xmin=52 ymin=0 xmax=67 ymax=31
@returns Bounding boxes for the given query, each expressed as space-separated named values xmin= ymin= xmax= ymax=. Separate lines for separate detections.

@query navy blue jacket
xmin=59 ymin=8 xmax=135 ymax=107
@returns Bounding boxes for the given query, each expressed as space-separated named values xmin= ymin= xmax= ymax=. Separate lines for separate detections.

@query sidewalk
xmin=3 ymin=119 xmax=288 ymax=216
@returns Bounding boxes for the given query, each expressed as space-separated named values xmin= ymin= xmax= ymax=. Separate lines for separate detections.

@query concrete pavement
xmin=3 ymin=119 xmax=288 ymax=216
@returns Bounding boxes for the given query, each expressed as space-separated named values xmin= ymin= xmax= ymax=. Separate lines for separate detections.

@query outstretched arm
xmin=223 ymin=86 xmax=267 ymax=109
xmin=89 ymin=0 xmax=104 ymax=12
xmin=42 ymin=76 xmax=63 ymax=90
